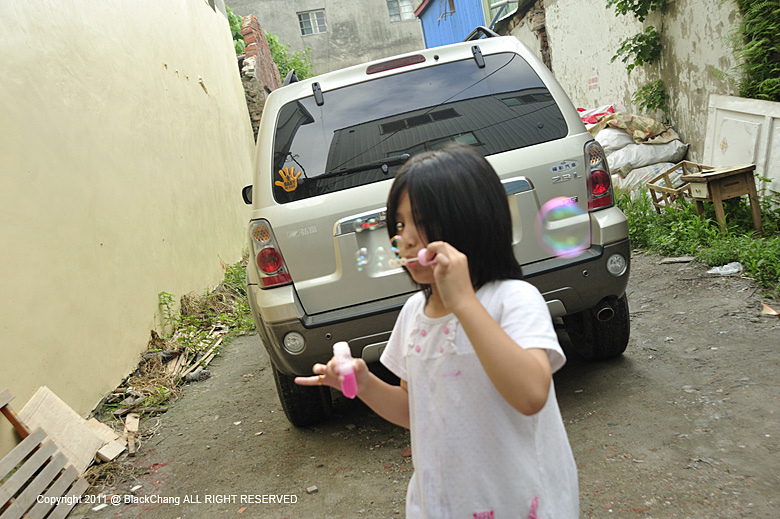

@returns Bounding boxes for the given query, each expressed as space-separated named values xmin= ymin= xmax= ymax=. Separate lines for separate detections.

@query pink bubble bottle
xmin=333 ymin=342 xmax=358 ymax=399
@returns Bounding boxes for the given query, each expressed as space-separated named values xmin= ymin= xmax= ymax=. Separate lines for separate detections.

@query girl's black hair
xmin=386 ymin=143 xmax=523 ymax=295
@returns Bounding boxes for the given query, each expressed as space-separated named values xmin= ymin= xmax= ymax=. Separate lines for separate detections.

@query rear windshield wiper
xmin=320 ymin=154 xmax=410 ymax=180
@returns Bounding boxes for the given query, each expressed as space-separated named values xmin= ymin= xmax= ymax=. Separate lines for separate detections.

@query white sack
xmin=613 ymin=162 xmax=675 ymax=194
xmin=595 ymin=128 xmax=635 ymax=155
xmin=607 ymin=140 xmax=689 ymax=172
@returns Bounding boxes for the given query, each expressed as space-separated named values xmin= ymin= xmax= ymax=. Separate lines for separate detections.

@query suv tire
xmin=563 ymin=294 xmax=630 ymax=361
xmin=272 ymin=366 xmax=332 ymax=427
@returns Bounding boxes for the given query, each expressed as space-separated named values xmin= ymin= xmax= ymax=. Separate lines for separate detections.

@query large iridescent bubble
xmin=390 ymin=234 xmax=402 ymax=254
xmin=535 ymin=197 xmax=589 ymax=258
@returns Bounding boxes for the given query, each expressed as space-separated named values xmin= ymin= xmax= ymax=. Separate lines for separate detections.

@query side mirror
xmin=242 ymin=185 xmax=253 ymax=205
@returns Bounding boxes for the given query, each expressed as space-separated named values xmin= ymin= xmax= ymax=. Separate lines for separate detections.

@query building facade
xmin=415 ymin=0 xmax=518 ymax=48
xmin=229 ymin=0 xmax=425 ymax=75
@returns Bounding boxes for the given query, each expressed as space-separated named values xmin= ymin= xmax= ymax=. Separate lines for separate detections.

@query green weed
xmin=157 ymin=258 xmax=255 ymax=354
xmin=617 ymin=189 xmax=780 ymax=295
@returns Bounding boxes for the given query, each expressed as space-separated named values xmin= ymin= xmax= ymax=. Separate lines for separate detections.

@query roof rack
xmin=462 ymin=26 xmax=499 ymax=42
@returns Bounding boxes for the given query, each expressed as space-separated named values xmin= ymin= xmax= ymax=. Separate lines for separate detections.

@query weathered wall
xmin=503 ymin=1 xmax=549 ymax=70
xmin=500 ymin=0 xmax=741 ymax=162
xmin=240 ymin=14 xmax=282 ymax=140
xmin=657 ymin=1 xmax=741 ymax=161
xmin=229 ymin=0 xmax=425 ymax=74
xmin=0 ymin=0 xmax=254 ymax=455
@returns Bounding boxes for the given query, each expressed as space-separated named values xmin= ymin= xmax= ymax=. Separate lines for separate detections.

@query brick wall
xmin=502 ymin=1 xmax=551 ymax=71
xmin=239 ymin=15 xmax=281 ymax=140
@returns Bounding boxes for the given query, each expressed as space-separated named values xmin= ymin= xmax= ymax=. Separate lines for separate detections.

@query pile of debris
xmin=579 ymin=106 xmax=690 ymax=195
xmin=102 ymin=326 xmax=225 ymax=419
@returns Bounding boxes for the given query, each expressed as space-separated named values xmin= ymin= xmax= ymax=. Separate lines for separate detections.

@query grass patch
xmin=617 ymin=188 xmax=780 ymax=295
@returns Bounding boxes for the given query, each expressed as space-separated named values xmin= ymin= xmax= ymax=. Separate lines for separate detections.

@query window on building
xmin=298 ymin=10 xmax=327 ymax=35
xmin=387 ymin=0 xmax=415 ymax=22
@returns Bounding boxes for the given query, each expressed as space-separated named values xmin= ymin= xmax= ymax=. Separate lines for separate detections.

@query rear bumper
xmin=247 ymin=238 xmax=630 ymax=376
xmin=247 ymin=283 xmax=410 ymax=376
xmin=523 ymin=238 xmax=631 ymax=317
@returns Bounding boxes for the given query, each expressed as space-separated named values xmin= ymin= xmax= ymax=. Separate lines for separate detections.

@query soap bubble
xmin=535 ymin=197 xmax=589 ymax=258
xmin=374 ymin=246 xmax=387 ymax=269
xmin=390 ymin=235 xmax=402 ymax=254
xmin=354 ymin=247 xmax=369 ymax=271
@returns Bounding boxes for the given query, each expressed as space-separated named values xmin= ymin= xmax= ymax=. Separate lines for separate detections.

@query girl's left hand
xmin=424 ymin=241 xmax=476 ymax=314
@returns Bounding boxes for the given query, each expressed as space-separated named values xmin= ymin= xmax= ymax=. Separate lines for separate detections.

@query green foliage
xmin=611 ymin=26 xmax=662 ymax=74
xmin=607 ymin=0 xmax=668 ymax=21
xmin=732 ymin=0 xmax=780 ymax=102
xmin=266 ymin=31 xmax=314 ymax=82
xmin=616 ymin=188 xmax=780 ymax=295
xmin=158 ymin=291 xmax=177 ymax=332
xmin=226 ymin=6 xmax=246 ymax=55
xmin=631 ymin=79 xmax=670 ymax=114
xmin=157 ymin=259 xmax=255 ymax=352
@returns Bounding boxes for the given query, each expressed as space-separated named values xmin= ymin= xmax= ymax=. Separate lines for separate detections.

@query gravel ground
xmin=72 ymin=251 xmax=780 ymax=519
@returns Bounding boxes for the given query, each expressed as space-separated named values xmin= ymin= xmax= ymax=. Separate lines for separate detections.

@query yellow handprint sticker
xmin=276 ymin=167 xmax=302 ymax=193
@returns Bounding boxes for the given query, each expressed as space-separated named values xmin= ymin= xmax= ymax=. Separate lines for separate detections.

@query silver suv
xmin=242 ymin=29 xmax=631 ymax=427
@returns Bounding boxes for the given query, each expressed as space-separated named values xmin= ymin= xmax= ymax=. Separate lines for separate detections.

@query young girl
xmin=296 ymin=143 xmax=579 ymax=518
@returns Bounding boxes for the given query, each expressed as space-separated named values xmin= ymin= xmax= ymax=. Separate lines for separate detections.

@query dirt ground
xmin=71 ymin=251 xmax=780 ymax=519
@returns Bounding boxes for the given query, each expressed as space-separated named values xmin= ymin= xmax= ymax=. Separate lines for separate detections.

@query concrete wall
xmin=500 ymin=0 xmax=741 ymax=162
xmin=0 ymin=0 xmax=254 ymax=455
xmin=229 ymin=0 xmax=425 ymax=74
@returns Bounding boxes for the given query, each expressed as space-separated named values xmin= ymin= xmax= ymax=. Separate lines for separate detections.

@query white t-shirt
xmin=381 ymin=279 xmax=579 ymax=518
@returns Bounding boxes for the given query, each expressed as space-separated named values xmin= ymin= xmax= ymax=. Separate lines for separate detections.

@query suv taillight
xmin=249 ymin=220 xmax=292 ymax=288
xmin=585 ymin=141 xmax=614 ymax=211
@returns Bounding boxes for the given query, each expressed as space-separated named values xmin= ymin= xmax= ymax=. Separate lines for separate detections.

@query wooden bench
xmin=680 ymin=164 xmax=763 ymax=235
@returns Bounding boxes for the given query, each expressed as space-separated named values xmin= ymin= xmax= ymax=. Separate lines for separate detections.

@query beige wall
xmin=508 ymin=0 xmax=741 ymax=162
xmin=0 ymin=0 xmax=254 ymax=455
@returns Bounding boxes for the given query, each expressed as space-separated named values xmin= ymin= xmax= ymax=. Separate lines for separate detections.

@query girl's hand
xmin=424 ymin=241 xmax=477 ymax=314
xmin=294 ymin=357 xmax=370 ymax=395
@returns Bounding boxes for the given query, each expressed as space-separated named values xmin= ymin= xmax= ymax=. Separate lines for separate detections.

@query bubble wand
xmin=387 ymin=248 xmax=435 ymax=269
xmin=333 ymin=342 xmax=358 ymax=399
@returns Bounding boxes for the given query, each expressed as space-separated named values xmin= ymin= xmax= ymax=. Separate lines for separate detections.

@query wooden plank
xmin=88 ymin=416 xmax=124 ymax=461
xmin=681 ymin=163 xmax=754 ymax=182
xmin=0 ymin=452 xmax=67 ymax=519
xmin=125 ymin=413 xmax=140 ymax=457
xmin=97 ymin=436 xmax=126 ymax=462
xmin=180 ymin=338 xmax=223 ymax=378
xmin=0 ymin=428 xmax=45 ymax=481
xmin=0 ymin=441 xmax=56 ymax=506
xmin=125 ymin=414 xmax=139 ymax=433
xmin=87 ymin=418 xmax=120 ymax=444
xmin=25 ymin=466 xmax=78 ymax=519
xmin=18 ymin=386 xmax=104 ymax=474
xmin=165 ymin=348 xmax=188 ymax=375
xmin=46 ymin=476 xmax=88 ymax=519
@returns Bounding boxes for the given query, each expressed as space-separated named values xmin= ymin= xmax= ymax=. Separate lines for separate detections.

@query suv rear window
xmin=272 ymin=52 xmax=567 ymax=203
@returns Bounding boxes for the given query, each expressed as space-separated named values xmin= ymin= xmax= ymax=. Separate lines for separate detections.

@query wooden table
xmin=680 ymin=164 xmax=763 ymax=235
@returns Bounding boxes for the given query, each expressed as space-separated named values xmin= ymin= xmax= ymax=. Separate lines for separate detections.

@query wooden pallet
xmin=1 ymin=389 xmax=88 ymax=519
